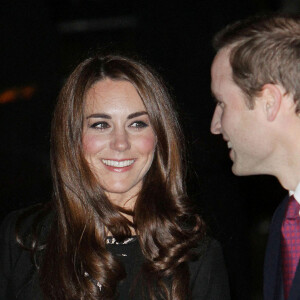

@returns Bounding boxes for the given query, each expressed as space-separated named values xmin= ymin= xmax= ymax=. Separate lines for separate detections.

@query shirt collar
xmin=289 ymin=182 xmax=300 ymax=203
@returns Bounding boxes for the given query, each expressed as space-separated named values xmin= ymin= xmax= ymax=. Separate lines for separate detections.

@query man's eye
xmin=130 ymin=121 xmax=148 ymax=129
xmin=90 ymin=122 xmax=110 ymax=130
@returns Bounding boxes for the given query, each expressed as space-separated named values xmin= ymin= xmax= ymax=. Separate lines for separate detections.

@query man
xmin=210 ymin=15 xmax=300 ymax=300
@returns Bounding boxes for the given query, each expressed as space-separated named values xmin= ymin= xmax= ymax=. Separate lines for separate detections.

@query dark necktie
xmin=281 ymin=195 xmax=300 ymax=299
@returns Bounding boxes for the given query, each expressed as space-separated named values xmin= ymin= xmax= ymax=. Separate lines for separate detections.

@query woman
xmin=0 ymin=54 xmax=230 ymax=299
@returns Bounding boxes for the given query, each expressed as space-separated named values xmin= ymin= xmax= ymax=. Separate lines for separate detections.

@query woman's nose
xmin=110 ymin=130 xmax=131 ymax=152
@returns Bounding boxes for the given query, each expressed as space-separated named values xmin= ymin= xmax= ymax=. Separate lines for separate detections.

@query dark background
xmin=1 ymin=1 xmax=299 ymax=299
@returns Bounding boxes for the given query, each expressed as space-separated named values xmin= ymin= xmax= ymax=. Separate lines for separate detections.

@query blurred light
xmin=0 ymin=85 xmax=37 ymax=104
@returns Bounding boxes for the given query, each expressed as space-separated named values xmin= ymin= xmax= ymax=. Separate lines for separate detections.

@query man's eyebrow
xmin=86 ymin=113 xmax=111 ymax=119
xmin=127 ymin=111 xmax=148 ymax=119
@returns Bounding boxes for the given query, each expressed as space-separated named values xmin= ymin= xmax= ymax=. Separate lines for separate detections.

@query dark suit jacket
xmin=264 ymin=195 xmax=300 ymax=300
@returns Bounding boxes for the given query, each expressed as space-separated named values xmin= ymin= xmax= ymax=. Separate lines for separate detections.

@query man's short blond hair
xmin=213 ymin=14 xmax=300 ymax=113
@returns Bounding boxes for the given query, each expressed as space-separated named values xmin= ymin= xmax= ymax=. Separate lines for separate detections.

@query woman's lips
xmin=101 ymin=159 xmax=136 ymax=172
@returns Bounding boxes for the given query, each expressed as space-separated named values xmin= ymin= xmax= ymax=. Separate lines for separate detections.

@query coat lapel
xmin=264 ymin=196 xmax=289 ymax=300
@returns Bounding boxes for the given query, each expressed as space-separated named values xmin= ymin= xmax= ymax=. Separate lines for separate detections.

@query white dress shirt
xmin=290 ymin=182 xmax=300 ymax=207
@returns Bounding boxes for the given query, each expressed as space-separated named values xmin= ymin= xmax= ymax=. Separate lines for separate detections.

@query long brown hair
xmin=39 ymin=54 xmax=205 ymax=299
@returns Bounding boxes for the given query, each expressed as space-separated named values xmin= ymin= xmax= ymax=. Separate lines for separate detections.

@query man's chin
xmin=231 ymin=162 xmax=255 ymax=176
xmin=231 ymin=164 xmax=241 ymax=176
xmin=231 ymin=160 xmax=244 ymax=176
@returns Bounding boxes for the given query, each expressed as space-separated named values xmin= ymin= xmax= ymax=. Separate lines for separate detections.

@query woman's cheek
xmin=135 ymin=134 xmax=157 ymax=154
xmin=82 ymin=133 xmax=107 ymax=155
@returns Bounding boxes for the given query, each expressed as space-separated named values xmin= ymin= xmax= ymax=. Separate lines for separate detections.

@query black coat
xmin=0 ymin=207 xmax=231 ymax=300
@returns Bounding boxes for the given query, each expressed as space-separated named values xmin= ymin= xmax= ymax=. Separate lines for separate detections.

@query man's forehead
xmin=211 ymin=48 xmax=231 ymax=77
xmin=211 ymin=48 xmax=234 ymax=95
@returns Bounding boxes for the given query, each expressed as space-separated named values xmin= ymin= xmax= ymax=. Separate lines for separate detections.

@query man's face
xmin=210 ymin=48 xmax=272 ymax=176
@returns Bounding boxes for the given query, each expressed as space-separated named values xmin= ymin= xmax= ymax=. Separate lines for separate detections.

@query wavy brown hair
xmin=38 ymin=54 xmax=205 ymax=299
xmin=213 ymin=14 xmax=300 ymax=114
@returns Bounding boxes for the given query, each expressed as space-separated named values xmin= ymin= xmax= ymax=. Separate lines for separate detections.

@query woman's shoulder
xmin=0 ymin=204 xmax=51 ymax=300
xmin=189 ymin=236 xmax=226 ymax=269
xmin=189 ymin=236 xmax=231 ymax=299
xmin=0 ymin=203 xmax=53 ymax=249
xmin=196 ymin=236 xmax=223 ymax=254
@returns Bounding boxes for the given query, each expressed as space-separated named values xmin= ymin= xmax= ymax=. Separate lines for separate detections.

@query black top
xmin=0 ymin=208 xmax=231 ymax=300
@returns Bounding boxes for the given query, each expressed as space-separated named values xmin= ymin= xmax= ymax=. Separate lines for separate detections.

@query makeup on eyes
xmin=87 ymin=111 xmax=150 ymax=130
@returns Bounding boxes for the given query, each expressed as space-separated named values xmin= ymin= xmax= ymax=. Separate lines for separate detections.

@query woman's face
xmin=82 ymin=79 xmax=156 ymax=207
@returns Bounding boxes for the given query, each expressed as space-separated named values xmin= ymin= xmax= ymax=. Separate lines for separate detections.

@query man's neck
xmin=274 ymin=115 xmax=300 ymax=191
xmin=274 ymin=157 xmax=300 ymax=191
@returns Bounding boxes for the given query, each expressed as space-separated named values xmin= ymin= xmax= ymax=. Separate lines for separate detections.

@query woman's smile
xmin=101 ymin=159 xmax=136 ymax=172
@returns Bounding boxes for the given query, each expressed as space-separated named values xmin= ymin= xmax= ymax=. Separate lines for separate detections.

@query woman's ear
xmin=260 ymin=84 xmax=282 ymax=122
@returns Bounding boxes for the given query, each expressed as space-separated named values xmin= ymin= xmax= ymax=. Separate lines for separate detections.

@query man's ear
xmin=259 ymin=84 xmax=282 ymax=122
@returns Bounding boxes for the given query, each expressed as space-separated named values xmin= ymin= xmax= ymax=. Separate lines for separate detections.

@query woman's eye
xmin=90 ymin=121 xmax=110 ymax=130
xmin=130 ymin=121 xmax=148 ymax=129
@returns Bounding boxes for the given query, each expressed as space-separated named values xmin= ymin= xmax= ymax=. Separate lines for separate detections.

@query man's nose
xmin=210 ymin=106 xmax=222 ymax=135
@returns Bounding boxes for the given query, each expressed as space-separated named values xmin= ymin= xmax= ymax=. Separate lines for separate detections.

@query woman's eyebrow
xmin=86 ymin=111 xmax=148 ymax=120
xmin=86 ymin=113 xmax=111 ymax=119
xmin=127 ymin=111 xmax=148 ymax=119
